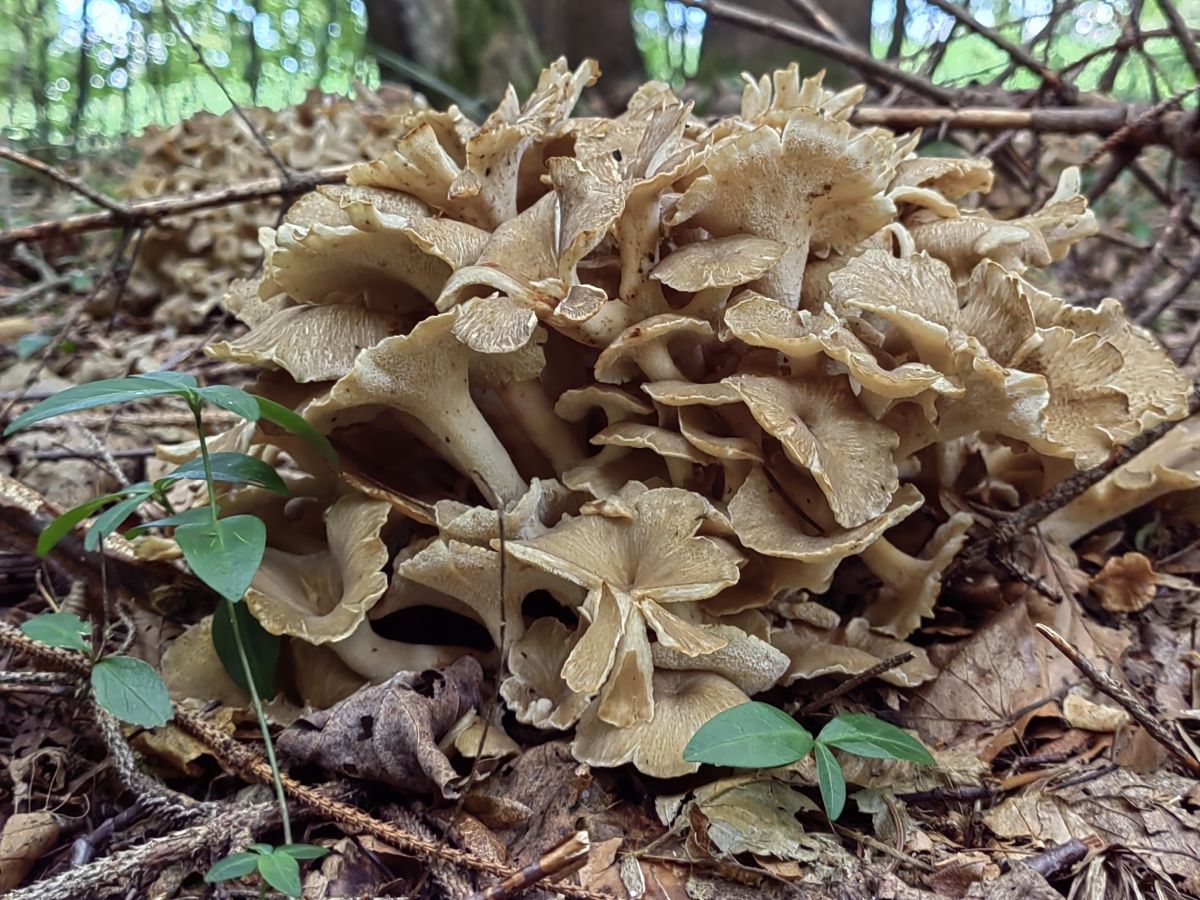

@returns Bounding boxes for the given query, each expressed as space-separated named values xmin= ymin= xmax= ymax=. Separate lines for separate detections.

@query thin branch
xmin=676 ymin=0 xmax=958 ymax=104
xmin=1035 ymin=624 xmax=1200 ymax=776
xmin=1080 ymin=87 xmax=1199 ymax=168
xmin=797 ymin=652 xmax=915 ymax=715
xmin=0 ymin=145 xmax=129 ymax=215
xmin=161 ymin=3 xmax=292 ymax=181
xmin=949 ymin=382 xmax=1200 ymax=578
xmin=0 ymin=163 xmax=350 ymax=249
xmin=1156 ymin=0 xmax=1200 ymax=83
xmin=466 ymin=832 xmax=592 ymax=900
xmin=780 ymin=0 xmax=854 ymax=46
xmin=920 ymin=0 xmax=1064 ymax=91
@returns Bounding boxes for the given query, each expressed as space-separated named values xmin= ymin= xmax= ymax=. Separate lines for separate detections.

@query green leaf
xmin=3 ymin=373 xmax=196 ymax=436
xmin=814 ymin=743 xmax=846 ymax=821
xmin=126 ymin=507 xmax=213 ymax=537
xmin=249 ymin=843 xmax=274 ymax=855
xmin=258 ymin=849 xmax=302 ymax=897
xmin=256 ymin=396 xmax=339 ymax=470
xmin=37 ymin=492 xmax=129 ymax=557
xmin=277 ymin=843 xmax=330 ymax=860
xmin=161 ymin=453 xmax=287 ymax=495
xmin=197 ymin=385 xmax=261 ymax=422
xmin=84 ymin=491 xmax=152 ymax=552
xmin=683 ymin=702 xmax=815 ymax=768
xmin=91 ymin=656 xmax=172 ymax=728
xmin=817 ymin=715 xmax=936 ymax=765
xmin=20 ymin=612 xmax=91 ymax=652
xmin=176 ymin=515 xmax=266 ymax=602
xmin=204 ymin=851 xmax=260 ymax=883
xmin=212 ymin=598 xmax=280 ymax=697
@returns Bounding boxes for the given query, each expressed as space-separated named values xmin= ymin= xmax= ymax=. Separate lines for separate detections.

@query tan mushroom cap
xmin=772 ymin=617 xmax=937 ymax=687
xmin=1040 ymin=414 xmax=1200 ymax=546
xmin=642 ymin=380 xmax=742 ymax=407
xmin=722 ymin=292 xmax=960 ymax=400
xmin=327 ymin=617 xmax=476 ymax=682
xmin=501 ymin=617 xmax=593 ymax=730
xmin=506 ymin=487 xmax=742 ymax=725
xmin=572 ymin=670 xmax=751 ymax=777
xmin=651 ymin=235 xmax=787 ymax=292
xmin=595 ymin=314 xmax=716 ymax=384
xmin=160 ymin=616 xmax=248 ymax=706
xmin=305 ymin=311 xmax=530 ymax=507
xmin=861 ymin=511 xmax=974 ymax=638
xmin=245 ymin=495 xmax=391 ymax=644
xmin=208 ymin=303 xmax=401 ymax=383
xmin=591 ymin=421 xmax=715 ymax=487
xmin=724 ymin=374 xmax=901 ymax=528
xmin=668 ymin=113 xmax=897 ymax=307
xmin=652 ymin=623 xmax=789 ymax=695
xmin=890 ymin=156 xmax=995 ymax=212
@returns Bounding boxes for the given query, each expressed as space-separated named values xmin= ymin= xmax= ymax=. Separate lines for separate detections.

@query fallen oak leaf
xmin=277 ymin=656 xmax=483 ymax=797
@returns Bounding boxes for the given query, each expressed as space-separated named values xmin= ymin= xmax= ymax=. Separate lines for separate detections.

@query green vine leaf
xmin=161 ymin=452 xmax=288 ymax=495
xmin=20 ymin=612 xmax=91 ymax=652
xmin=817 ymin=715 xmax=936 ymax=765
xmin=257 ymin=849 xmax=302 ymax=897
xmin=683 ymin=701 xmax=815 ymax=768
xmin=212 ymin=598 xmax=280 ymax=697
xmin=255 ymin=397 xmax=339 ymax=470
xmin=3 ymin=373 xmax=197 ymax=436
xmin=196 ymin=385 xmax=262 ymax=422
xmin=91 ymin=656 xmax=172 ymax=728
xmin=176 ymin=515 xmax=266 ymax=602
xmin=203 ymin=852 xmax=260 ymax=883
xmin=813 ymin=742 xmax=846 ymax=821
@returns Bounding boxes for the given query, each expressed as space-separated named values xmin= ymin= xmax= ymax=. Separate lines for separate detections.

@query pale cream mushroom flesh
xmin=184 ymin=60 xmax=1193 ymax=777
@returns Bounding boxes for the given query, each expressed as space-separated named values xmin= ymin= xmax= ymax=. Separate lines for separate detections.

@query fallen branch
xmin=0 ymin=164 xmax=352 ymax=249
xmin=919 ymin=0 xmax=1064 ymax=90
xmin=467 ymin=831 xmax=592 ymax=900
xmin=797 ymin=652 xmax=915 ymax=715
xmin=949 ymin=384 xmax=1200 ymax=578
xmin=0 ymin=145 xmax=128 ymax=215
xmin=1035 ymin=624 xmax=1200 ymax=776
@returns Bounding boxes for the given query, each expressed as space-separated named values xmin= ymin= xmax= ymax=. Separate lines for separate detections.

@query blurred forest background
xmin=1 ymin=0 xmax=1197 ymax=153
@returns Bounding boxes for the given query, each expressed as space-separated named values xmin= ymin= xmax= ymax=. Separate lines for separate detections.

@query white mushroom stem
xmin=577 ymin=300 xmax=636 ymax=346
xmin=425 ymin=400 xmax=529 ymax=507
xmin=859 ymin=512 xmax=973 ymax=638
xmin=633 ymin=343 xmax=688 ymax=381
xmin=497 ymin=379 xmax=587 ymax=472
xmin=330 ymin=619 xmax=488 ymax=681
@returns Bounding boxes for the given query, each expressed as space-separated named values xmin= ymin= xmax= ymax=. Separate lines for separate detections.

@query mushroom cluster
xmin=119 ymin=85 xmax=424 ymax=324
xmin=177 ymin=60 xmax=1193 ymax=778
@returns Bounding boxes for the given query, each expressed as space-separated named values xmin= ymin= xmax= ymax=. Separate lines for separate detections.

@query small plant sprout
xmin=683 ymin=702 xmax=936 ymax=820
xmin=4 ymin=371 xmax=337 ymax=897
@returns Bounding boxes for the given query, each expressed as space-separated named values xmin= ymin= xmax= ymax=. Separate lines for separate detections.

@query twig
xmin=1156 ymin=0 xmax=1200 ymax=83
xmin=676 ymin=0 xmax=958 ymax=104
xmin=949 ymin=383 xmax=1200 ymax=577
xmin=1035 ymin=624 xmax=1200 ymax=776
xmin=3 ymin=801 xmax=284 ymax=900
xmin=9 ymin=447 xmax=157 ymax=463
xmin=0 ymin=145 xmax=129 ymax=215
xmin=1080 ymin=87 xmax=1199 ymax=168
xmin=162 ymin=3 xmax=292 ymax=182
xmin=780 ymin=0 xmax=854 ymax=47
xmin=919 ymin=0 xmax=1064 ymax=91
xmin=1008 ymin=838 xmax=1092 ymax=879
xmin=851 ymin=103 xmax=1200 ymax=147
xmin=467 ymin=831 xmax=592 ymax=900
xmin=1136 ymin=244 xmax=1200 ymax=325
xmin=832 ymin=823 xmax=935 ymax=873
xmin=0 ymin=271 xmax=77 ymax=311
xmin=0 ymin=163 xmax=350 ymax=249
xmin=797 ymin=652 xmax=915 ymax=715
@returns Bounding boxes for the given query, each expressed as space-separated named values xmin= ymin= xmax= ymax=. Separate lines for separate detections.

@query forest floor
xmin=1 ymin=103 xmax=1200 ymax=900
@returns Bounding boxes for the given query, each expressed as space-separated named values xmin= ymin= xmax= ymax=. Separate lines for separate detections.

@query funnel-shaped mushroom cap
xmin=862 ymin=511 xmax=974 ymax=638
xmin=595 ymin=314 xmax=716 ymax=384
xmin=245 ymin=495 xmax=391 ymax=644
xmin=890 ymin=156 xmax=995 ymax=211
xmin=501 ymin=617 xmax=592 ymax=730
xmin=1040 ymin=414 xmax=1200 ymax=546
xmin=722 ymin=292 xmax=959 ymax=401
xmin=305 ymin=311 xmax=530 ymax=507
xmin=724 ymin=374 xmax=901 ymax=528
xmin=729 ymin=468 xmax=924 ymax=577
xmin=651 ymin=235 xmax=787 ymax=292
xmin=738 ymin=64 xmax=864 ymax=124
xmin=652 ymin=623 xmax=789 ymax=695
xmin=208 ymin=304 xmax=402 ymax=383
xmin=506 ymin=487 xmax=742 ymax=726
xmin=773 ymin=617 xmax=937 ymax=687
xmin=669 ymin=114 xmax=897 ymax=306
xmin=572 ymin=670 xmax=750 ymax=777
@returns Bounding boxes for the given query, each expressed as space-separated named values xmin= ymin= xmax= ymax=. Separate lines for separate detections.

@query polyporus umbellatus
xmin=169 ymin=60 xmax=1196 ymax=779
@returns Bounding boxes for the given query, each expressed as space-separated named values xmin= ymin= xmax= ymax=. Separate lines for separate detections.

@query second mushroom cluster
xmin=162 ymin=60 xmax=1194 ymax=778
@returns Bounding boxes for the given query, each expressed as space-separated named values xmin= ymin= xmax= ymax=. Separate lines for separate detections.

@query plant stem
xmin=224 ymin=598 xmax=293 ymax=845
xmin=189 ymin=398 xmax=221 ymax=526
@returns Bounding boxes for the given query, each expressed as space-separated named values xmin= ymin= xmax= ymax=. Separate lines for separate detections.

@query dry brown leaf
xmin=0 ymin=811 xmax=60 ymax=893
xmin=277 ymin=656 xmax=483 ymax=797
xmin=1062 ymin=691 xmax=1130 ymax=732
